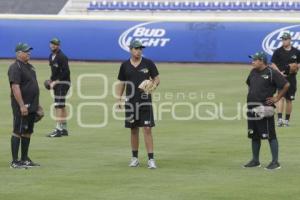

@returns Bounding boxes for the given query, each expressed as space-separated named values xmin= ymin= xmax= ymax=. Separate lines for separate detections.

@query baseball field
xmin=0 ymin=60 xmax=299 ymax=200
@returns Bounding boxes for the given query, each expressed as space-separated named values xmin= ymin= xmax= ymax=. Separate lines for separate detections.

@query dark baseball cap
xmin=15 ymin=43 xmax=33 ymax=52
xmin=50 ymin=38 xmax=60 ymax=45
xmin=249 ymin=51 xmax=268 ymax=62
xmin=129 ymin=40 xmax=145 ymax=49
xmin=280 ymin=32 xmax=291 ymax=40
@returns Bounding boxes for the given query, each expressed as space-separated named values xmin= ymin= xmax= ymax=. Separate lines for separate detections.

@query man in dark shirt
xmin=46 ymin=38 xmax=71 ymax=137
xmin=8 ymin=43 xmax=42 ymax=169
xmin=271 ymin=32 xmax=300 ymax=127
xmin=116 ymin=40 xmax=160 ymax=169
xmin=244 ymin=51 xmax=289 ymax=170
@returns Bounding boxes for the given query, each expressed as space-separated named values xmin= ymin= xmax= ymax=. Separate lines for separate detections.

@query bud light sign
xmin=118 ymin=21 xmax=171 ymax=52
xmin=262 ymin=24 xmax=300 ymax=55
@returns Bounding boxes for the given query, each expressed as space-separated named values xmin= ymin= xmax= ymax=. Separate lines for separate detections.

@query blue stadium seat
xmin=218 ymin=2 xmax=233 ymax=11
xmin=232 ymin=1 xmax=243 ymax=11
xmin=201 ymin=2 xmax=214 ymax=10
xmin=139 ymin=1 xmax=151 ymax=10
xmin=97 ymin=1 xmax=109 ymax=10
xmin=273 ymin=1 xmax=285 ymax=10
xmin=150 ymin=1 xmax=160 ymax=10
xmin=295 ymin=2 xmax=300 ymax=10
xmin=285 ymin=1 xmax=296 ymax=10
xmin=121 ymin=1 xmax=131 ymax=10
xmin=107 ymin=1 xmax=122 ymax=10
xmin=159 ymin=1 xmax=172 ymax=11
xmin=240 ymin=1 xmax=253 ymax=10
xmin=88 ymin=1 xmax=98 ymax=10
xmin=180 ymin=2 xmax=193 ymax=11
xmin=251 ymin=1 xmax=264 ymax=11
xmin=260 ymin=2 xmax=270 ymax=11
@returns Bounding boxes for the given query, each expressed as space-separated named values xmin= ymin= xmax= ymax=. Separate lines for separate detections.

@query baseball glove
xmin=34 ymin=105 xmax=44 ymax=123
xmin=138 ymin=79 xmax=157 ymax=94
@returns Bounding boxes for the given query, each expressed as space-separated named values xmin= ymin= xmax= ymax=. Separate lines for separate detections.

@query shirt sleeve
xmin=246 ymin=70 xmax=253 ymax=86
xmin=272 ymin=69 xmax=288 ymax=90
xmin=297 ymin=50 xmax=300 ymax=63
xmin=246 ymin=75 xmax=250 ymax=86
xmin=118 ymin=63 xmax=126 ymax=81
xmin=8 ymin=65 xmax=21 ymax=85
xmin=148 ymin=60 xmax=159 ymax=79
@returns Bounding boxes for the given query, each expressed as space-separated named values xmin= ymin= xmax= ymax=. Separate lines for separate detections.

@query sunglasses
xmin=133 ymin=47 xmax=143 ymax=50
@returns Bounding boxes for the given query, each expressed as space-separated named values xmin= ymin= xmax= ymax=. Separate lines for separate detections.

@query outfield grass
xmin=0 ymin=60 xmax=299 ymax=200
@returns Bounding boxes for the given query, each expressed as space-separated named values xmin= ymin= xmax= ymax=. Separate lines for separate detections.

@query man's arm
xmin=11 ymin=84 xmax=28 ymax=116
xmin=271 ymin=63 xmax=287 ymax=77
xmin=152 ymin=76 xmax=160 ymax=86
xmin=266 ymin=82 xmax=290 ymax=105
xmin=116 ymin=81 xmax=125 ymax=109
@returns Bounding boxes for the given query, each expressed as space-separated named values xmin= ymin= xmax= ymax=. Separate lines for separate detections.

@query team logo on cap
xmin=262 ymin=25 xmax=300 ymax=55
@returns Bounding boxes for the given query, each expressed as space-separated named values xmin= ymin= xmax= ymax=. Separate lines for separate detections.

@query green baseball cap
xmin=129 ymin=40 xmax=145 ymax=49
xmin=50 ymin=38 xmax=60 ymax=45
xmin=249 ymin=51 xmax=268 ymax=63
xmin=280 ymin=32 xmax=291 ymax=40
xmin=15 ymin=43 xmax=33 ymax=52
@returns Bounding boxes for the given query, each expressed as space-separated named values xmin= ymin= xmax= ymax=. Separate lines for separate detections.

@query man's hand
xmin=116 ymin=99 xmax=123 ymax=109
xmin=50 ymin=80 xmax=58 ymax=89
xmin=20 ymin=105 xmax=28 ymax=116
xmin=280 ymin=71 xmax=287 ymax=77
xmin=265 ymin=96 xmax=280 ymax=105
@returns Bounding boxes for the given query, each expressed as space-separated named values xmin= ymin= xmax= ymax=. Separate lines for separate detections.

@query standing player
xmin=116 ymin=40 xmax=160 ymax=169
xmin=244 ymin=52 xmax=289 ymax=170
xmin=47 ymin=38 xmax=71 ymax=137
xmin=8 ymin=43 xmax=42 ymax=168
xmin=271 ymin=32 xmax=300 ymax=127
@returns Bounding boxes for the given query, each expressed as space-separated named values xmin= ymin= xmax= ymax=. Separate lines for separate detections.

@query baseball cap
xmin=249 ymin=51 xmax=268 ymax=63
xmin=50 ymin=38 xmax=60 ymax=45
xmin=129 ymin=40 xmax=145 ymax=49
xmin=15 ymin=43 xmax=33 ymax=52
xmin=280 ymin=32 xmax=291 ymax=40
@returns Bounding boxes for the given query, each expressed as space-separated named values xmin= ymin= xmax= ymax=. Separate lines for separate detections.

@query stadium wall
xmin=0 ymin=15 xmax=300 ymax=63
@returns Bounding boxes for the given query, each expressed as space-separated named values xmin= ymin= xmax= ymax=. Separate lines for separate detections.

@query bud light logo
xmin=262 ymin=25 xmax=300 ymax=55
xmin=118 ymin=21 xmax=171 ymax=52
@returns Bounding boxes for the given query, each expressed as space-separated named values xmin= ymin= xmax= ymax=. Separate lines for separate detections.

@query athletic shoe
xmin=265 ymin=161 xmax=281 ymax=170
xmin=147 ymin=159 xmax=157 ymax=169
xmin=21 ymin=158 xmax=40 ymax=168
xmin=243 ymin=160 xmax=261 ymax=168
xmin=277 ymin=119 xmax=284 ymax=127
xmin=129 ymin=157 xmax=139 ymax=167
xmin=61 ymin=129 xmax=69 ymax=136
xmin=47 ymin=129 xmax=62 ymax=137
xmin=10 ymin=160 xmax=27 ymax=169
xmin=284 ymin=120 xmax=290 ymax=127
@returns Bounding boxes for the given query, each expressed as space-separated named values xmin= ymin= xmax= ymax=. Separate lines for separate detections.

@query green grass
xmin=0 ymin=60 xmax=299 ymax=200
